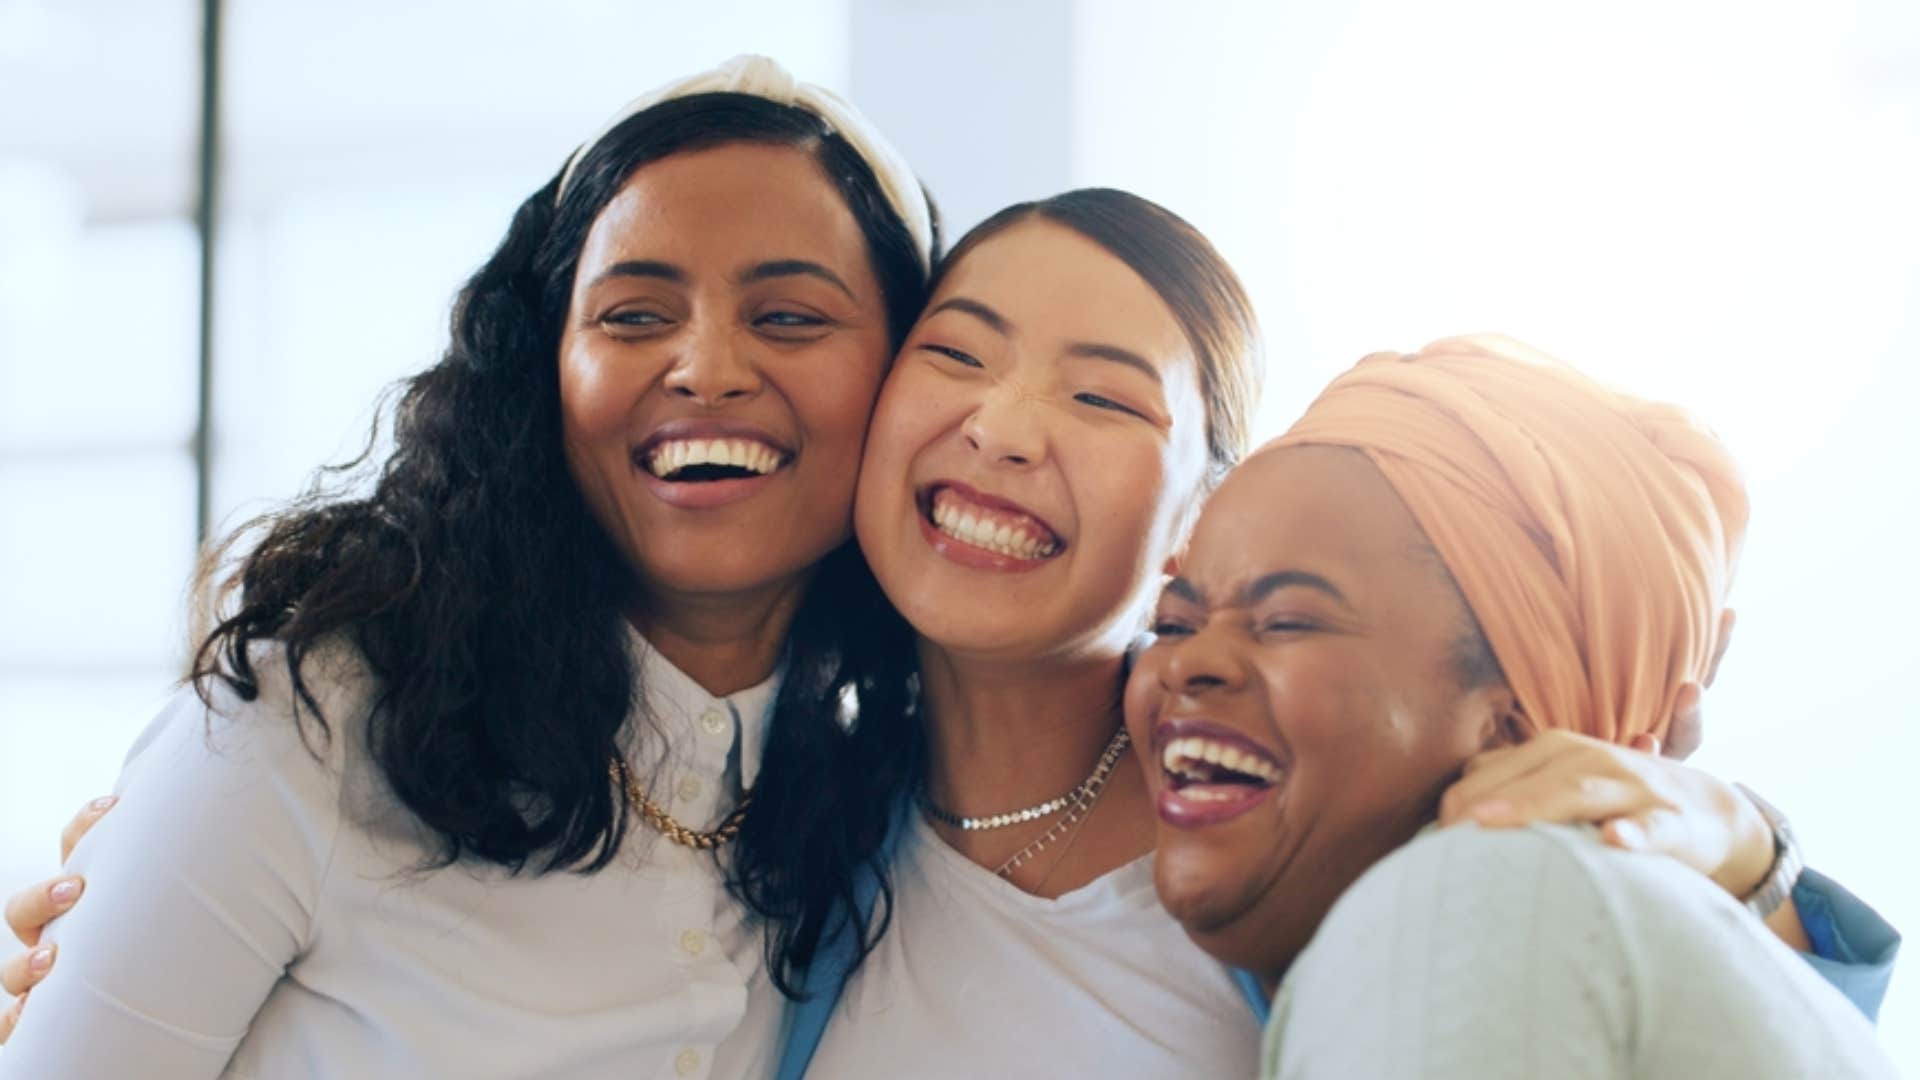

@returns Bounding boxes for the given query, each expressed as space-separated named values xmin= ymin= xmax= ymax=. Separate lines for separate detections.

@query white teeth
xmin=1161 ymin=741 xmax=1186 ymax=771
xmin=645 ymin=437 xmax=785 ymax=479
xmin=1160 ymin=736 xmax=1282 ymax=784
xmin=927 ymin=490 xmax=1062 ymax=562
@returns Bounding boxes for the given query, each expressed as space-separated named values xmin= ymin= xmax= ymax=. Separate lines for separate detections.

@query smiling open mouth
xmin=1153 ymin=725 xmax=1285 ymax=828
xmin=1162 ymin=735 xmax=1283 ymax=798
xmin=637 ymin=437 xmax=788 ymax=483
xmin=919 ymin=484 xmax=1064 ymax=562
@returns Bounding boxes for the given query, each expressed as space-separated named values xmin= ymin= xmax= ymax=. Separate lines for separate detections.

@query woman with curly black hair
xmin=0 ymin=57 xmax=935 ymax=1079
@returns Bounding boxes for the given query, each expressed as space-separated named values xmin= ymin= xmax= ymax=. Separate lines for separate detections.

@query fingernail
xmin=89 ymin=795 xmax=118 ymax=812
xmin=49 ymin=879 xmax=80 ymax=906
xmin=1610 ymin=820 xmax=1646 ymax=848
xmin=1470 ymin=800 xmax=1512 ymax=824
xmin=28 ymin=946 xmax=53 ymax=973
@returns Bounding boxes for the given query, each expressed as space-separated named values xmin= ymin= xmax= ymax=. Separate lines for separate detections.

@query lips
xmin=1151 ymin=719 xmax=1286 ymax=829
xmin=914 ymin=481 xmax=1065 ymax=572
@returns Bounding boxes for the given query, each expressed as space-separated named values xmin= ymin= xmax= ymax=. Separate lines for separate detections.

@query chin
xmin=1151 ymin=836 xmax=1264 ymax=938
xmin=639 ymin=546 xmax=824 ymax=599
xmin=907 ymin=608 xmax=1046 ymax=659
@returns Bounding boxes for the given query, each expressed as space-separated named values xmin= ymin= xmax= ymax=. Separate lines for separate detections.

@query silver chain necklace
xmin=920 ymin=726 xmax=1132 ymax=832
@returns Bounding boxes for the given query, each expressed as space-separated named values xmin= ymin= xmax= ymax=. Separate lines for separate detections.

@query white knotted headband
xmin=555 ymin=54 xmax=934 ymax=272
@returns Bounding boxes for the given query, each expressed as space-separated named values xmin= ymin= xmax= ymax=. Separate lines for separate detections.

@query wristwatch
xmin=1733 ymin=783 xmax=1805 ymax=921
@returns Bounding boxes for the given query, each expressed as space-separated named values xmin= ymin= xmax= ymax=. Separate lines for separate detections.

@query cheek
xmin=1122 ymin=656 xmax=1168 ymax=747
xmin=808 ymin=354 xmax=890 ymax=452
xmin=1071 ymin=435 xmax=1180 ymax=560
xmin=557 ymin=337 xmax=638 ymax=443
xmin=860 ymin=365 xmax=953 ymax=480
xmin=1261 ymin=648 xmax=1397 ymax=763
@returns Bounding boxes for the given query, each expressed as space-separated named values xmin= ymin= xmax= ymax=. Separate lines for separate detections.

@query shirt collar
xmin=626 ymin=626 xmax=781 ymax=789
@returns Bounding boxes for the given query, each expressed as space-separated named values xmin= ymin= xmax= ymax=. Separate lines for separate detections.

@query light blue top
xmin=1260 ymin=825 xmax=1899 ymax=1078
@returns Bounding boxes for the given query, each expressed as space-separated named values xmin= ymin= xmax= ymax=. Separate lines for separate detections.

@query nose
xmin=961 ymin=382 xmax=1047 ymax=468
xmin=662 ymin=318 xmax=763 ymax=406
xmin=1157 ymin=621 xmax=1248 ymax=698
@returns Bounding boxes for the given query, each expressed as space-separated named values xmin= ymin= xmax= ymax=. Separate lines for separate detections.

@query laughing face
xmin=559 ymin=142 xmax=892 ymax=609
xmin=1125 ymin=445 xmax=1522 ymax=977
xmin=853 ymin=219 xmax=1210 ymax=662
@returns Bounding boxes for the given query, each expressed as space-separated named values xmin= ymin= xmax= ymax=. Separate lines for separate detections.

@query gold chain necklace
xmin=928 ymin=727 xmax=1133 ymax=880
xmin=608 ymin=759 xmax=751 ymax=850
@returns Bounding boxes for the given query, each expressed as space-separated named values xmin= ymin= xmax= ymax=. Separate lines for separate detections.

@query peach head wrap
xmin=1262 ymin=335 xmax=1747 ymax=745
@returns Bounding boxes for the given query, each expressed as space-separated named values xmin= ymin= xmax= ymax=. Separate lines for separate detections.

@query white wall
xmin=1076 ymin=0 xmax=1920 ymax=1062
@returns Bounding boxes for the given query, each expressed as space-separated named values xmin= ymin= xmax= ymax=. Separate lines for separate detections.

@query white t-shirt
xmin=1265 ymin=823 xmax=1900 ymax=1079
xmin=807 ymin=814 xmax=1260 ymax=1079
xmin=0 ymin=633 xmax=783 ymax=1080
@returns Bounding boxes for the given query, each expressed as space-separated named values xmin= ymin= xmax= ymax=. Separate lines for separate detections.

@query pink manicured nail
xmin=49 ymin=879 xmax=80 ymax=906
xmin=28 ymin=947 xmax=53 ymax=973
xmin=89 ymin=796 xmax=118 ymax=812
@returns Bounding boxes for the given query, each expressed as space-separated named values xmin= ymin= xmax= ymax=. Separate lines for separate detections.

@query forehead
xmin=933 ymin=220 xmax=1192 ymax=370
xmin=577 ymin=142 xmax=871 ymax=272
xmin=1184 ymin=446 xmax=1433 ymax=598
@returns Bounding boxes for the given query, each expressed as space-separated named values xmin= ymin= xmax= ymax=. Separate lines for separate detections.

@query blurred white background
xmin=2 ymin=0 xmax=1915 ymax=1066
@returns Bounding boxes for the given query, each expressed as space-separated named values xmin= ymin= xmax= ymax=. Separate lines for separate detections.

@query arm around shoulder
xmin=0 ymin=664 xmax=351 ymax=1079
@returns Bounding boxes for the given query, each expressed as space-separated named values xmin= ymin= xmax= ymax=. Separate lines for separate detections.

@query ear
xmin=1473 ymin=684 xmax=1531 ymax=751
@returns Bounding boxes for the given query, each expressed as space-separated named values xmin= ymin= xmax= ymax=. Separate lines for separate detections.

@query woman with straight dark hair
xmin=0 ymin=57 xmax=936 ymax=1079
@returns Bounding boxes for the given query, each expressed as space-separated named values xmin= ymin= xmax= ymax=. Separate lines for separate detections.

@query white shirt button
xmin=700 ymin=709 xmax=728 ymax=736
xmin=680 ymin=928 xmax=706 ymax=956
xmin=675 ymin=1048 xmax=701 ymax=1076
xmin=677 ymin=775 xmax=703 ymax=802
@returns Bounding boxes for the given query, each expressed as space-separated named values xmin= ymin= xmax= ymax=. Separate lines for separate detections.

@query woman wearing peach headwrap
xmin=1125 ymin=337 xmax=1899 ymax=1078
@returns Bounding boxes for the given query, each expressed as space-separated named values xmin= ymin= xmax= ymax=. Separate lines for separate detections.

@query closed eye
xmin=1150 ymin=620 xmax=1196 ymax=637
xmin=756 ymin=310 xmax=828 ymax=329
xmin=603 ymin=310 xmax=670 ymax=329
xmin=1074 ymin=391 xmax=1146 ymax=418
xmin=922 ymin=344 xmax=984 ymax=368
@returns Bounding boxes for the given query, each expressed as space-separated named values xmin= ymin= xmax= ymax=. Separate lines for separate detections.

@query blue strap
xmin=1232 ymin=967 xmax=1272 ymax=1024
xmin=774 ymin=800 xmax=911 ymax=1080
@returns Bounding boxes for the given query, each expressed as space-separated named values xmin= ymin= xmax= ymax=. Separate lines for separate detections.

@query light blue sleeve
xmin=1793 ymin=868 xmax=1902 ymax=1022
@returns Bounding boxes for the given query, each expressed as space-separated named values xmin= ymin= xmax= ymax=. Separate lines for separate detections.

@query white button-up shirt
xmin=1 ymin=632 xmax=784 ymax=1079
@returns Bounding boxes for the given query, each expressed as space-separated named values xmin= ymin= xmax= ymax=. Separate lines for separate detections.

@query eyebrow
xmin=1163 ymin=570 xmax=1350 ymax=609
xmin=927 ymin=296 xmax=1011 ymax=335
xmin=1066 ymin=342 xmax=1162 ymax=385
xmin=587 ymin=259 xmax=687 ymax=290
xmin=584 ymin=259 xmax=856 ymax=301
xmin=736 ymin=259 xmax=856 ymax=301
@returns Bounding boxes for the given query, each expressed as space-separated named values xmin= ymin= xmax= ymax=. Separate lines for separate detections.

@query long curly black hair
xmin=192 ymin=93 xmax=930 ymax=996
